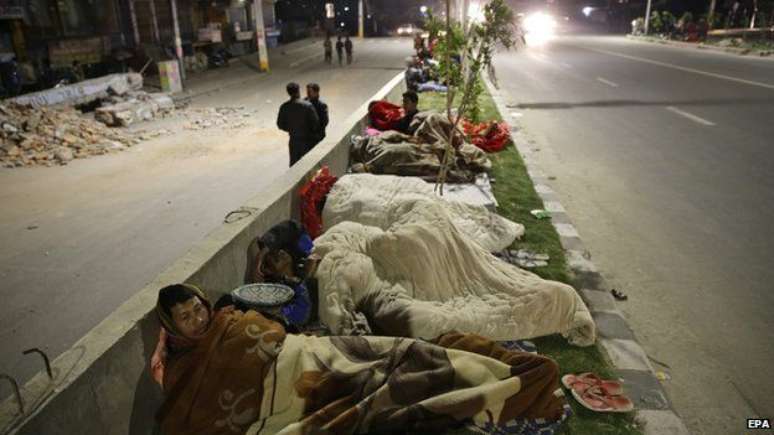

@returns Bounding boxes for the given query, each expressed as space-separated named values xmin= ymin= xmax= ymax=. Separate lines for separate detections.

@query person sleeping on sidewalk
xmin=150 ymin=283 xmax=571 ymax=435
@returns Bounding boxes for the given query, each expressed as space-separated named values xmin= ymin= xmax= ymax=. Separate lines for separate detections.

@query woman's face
xmin=170 ymin=296 xmax=210 ymax=339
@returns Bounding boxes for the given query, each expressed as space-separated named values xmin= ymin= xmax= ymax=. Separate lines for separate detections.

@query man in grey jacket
xmin=277 ymin=82 xmax=320 ymax=166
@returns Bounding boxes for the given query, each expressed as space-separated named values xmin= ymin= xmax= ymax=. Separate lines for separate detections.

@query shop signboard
xmin=48 ymin=37 xmax=110 ymax=67
xmin=158 ymin=60 xmax=183 ymax=93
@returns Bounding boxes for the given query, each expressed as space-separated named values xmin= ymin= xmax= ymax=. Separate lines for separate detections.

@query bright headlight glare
xmin=523 ymin=12 xmax=557 ymax=46
xmin=523 ymin=12 xmax=557 ymax=34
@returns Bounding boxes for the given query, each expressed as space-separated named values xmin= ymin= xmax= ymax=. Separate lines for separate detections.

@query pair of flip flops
xmin=561 ymin=373 xmax=634 ymax=413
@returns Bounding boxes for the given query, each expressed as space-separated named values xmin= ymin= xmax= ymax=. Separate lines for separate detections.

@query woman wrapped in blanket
xmin=153 ymin=284 xmax=571 ymax=435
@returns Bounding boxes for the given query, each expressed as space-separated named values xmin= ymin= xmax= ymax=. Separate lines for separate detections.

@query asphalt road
xmin=0 ymin=37 xmax=410 ymax=396
xmin=494 ymin=35 xmax=774 ymax=434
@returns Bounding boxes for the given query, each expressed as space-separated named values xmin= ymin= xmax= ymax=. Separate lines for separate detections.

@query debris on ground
xmin=181 ymin=106 xmax=258 ymax=131
xmin=495 ymin=249 xmax=550 ymax=268
xmin=10 ymin=73 xmax=143 ymax=108
xmin=0 ymin=103 xmax=139 ymax=168
xmin=611 ymin=288 xmax=628 ymax=301
xmin=95 ymin=91 xmax=175 ymax=127
xmin=530 ymin=209 xmax=552 ymax=219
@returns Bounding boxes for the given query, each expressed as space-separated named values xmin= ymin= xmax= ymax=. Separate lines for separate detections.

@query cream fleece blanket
xmin=314 ymin=199 xmax=596 ymax=347
xmin=322 ymin=173 xmax=524 ymax=252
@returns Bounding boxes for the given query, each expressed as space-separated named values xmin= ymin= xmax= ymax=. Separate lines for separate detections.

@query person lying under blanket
xmin=235 ymin=220 xmax=319 ymax=329
xmin=152 ymin=283 xmax=570 ymax=435
xmin=314 ymin=196 xmax=596 ymax=346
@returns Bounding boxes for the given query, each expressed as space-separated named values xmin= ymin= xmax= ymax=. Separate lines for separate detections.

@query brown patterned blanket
xmin=156 ymin=309 xmax=566 ymax=435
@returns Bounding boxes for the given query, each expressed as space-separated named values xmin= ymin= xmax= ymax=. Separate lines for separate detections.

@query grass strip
xmin=415 ymin=89 xmax=643 ymax=435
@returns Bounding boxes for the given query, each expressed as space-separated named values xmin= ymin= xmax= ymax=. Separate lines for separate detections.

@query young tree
xmin=433 ymin=0 xmax=516 ymax=194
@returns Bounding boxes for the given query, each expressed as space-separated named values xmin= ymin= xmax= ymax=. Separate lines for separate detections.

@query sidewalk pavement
xmin=167 ymin=37 xmax=324 ymax=101
xmin=484 ymin=76 xmax=691 ymax=435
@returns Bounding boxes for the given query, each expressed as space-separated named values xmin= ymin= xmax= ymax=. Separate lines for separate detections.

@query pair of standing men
xmin=276 ymin=82 xmax=329 ymax=166
xmin=324 ymin=36 xmax=353 ymax=65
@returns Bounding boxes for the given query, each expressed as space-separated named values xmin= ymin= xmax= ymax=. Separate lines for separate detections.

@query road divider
xmin=0 ymin=70 xmax=408 ymax=435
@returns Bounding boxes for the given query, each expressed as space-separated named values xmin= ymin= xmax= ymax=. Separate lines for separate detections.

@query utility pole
xmin=253 ymin=0 xmax=270 ymax=72
xmin=149 ymin=0 xmax=160 ymax=43
xmin=359 ymin=0 xmax=365 ymax=37
xmin=644 ymin=0 xmax=653 ymax=34
xmin=708 ymin=0 xmax=718 ymax=28
xmin=128 ymin=0 xmax=141 ymax=47
xmin=169 ymin=0 xmax=185 ymax=80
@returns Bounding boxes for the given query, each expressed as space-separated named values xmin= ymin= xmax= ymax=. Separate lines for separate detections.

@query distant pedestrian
xmin=305 ymin=83 xmax=329 ymax=147
xmin=277 ymin=82 xmax=321 ymax=166
xmin=344 ymin=36 xmax=353 ymax=65
xmin=323 ymin=35 xmax=333 ymax=64
xmin=335 ymin=36 xmax=344 ymax=66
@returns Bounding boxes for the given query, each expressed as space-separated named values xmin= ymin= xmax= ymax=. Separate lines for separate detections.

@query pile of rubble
xmin=182 ymin=106 xmax=256 ymax=130
xmin=95 ymin=91 xmax=176 ymax=127
xmin=0 ymin=103 xmax=138 ymax=168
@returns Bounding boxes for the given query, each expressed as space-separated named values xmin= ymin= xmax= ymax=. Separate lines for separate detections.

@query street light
xmin=582 ymin=6 xmax=593 ymax=16
xmin=420 ymin=5 xmax=428 ymax=14
xmin=468 ymin=3 xmax=484 ymax=23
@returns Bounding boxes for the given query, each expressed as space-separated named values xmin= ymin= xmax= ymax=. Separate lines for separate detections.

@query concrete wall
xmin=0 ymin=71 xmax=406 ymax=435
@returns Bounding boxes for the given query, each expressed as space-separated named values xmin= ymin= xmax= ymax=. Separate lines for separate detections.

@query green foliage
xmin=429 ymin=0 xmax=517 ymax=190
xmin=464 ymin=78 xmax=484 ymax=122
xmin=662 ymin=11 xmax=676 ymax=25
xmin=649 ymin=11 xmax=664 ymax=33
xmin=423 ymin=10 xmax=444 ymax=42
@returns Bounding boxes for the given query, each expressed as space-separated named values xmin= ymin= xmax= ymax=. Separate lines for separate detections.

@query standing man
xmin=277 ymin=82 xmax=320 ymax=166
xmin=305 ymin=83 xmax=329 ymax=147
xmin=323 ymin=35 xmax=333 ymax=64
xmin=344 ymin=36 xmax=353 ymax=65
xmin=335 ymin=36 xmax=344 ymax=66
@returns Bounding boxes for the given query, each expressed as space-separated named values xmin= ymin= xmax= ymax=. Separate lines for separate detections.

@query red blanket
xmin=299 ymin=166 xmax=338 ymax=239
xmin=369 ymin=101 xmax=404 ymax=131
xmin=463 ymin=120 xmax=512 ymax=153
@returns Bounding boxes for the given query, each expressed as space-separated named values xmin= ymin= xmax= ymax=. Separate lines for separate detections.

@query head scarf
xmin=151 ymin=283 xmax=214 ymax=387
xmin=156 ymin=283 xmax=213 ymax=345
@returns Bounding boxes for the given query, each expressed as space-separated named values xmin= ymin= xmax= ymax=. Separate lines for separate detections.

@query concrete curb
xmin=484 ymin=77 xmax=691 ymax=435
xmin=627 ymin=34 xmax=774 ymax=60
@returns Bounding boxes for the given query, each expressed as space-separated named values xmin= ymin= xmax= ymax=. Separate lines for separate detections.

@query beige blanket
xmin=322 ymin=173 xmax=523 ymax=252
xmin=249 ymin=332 xmax=566 ymax=434
xmin=314 ymin=200 xmax=596 ymax=346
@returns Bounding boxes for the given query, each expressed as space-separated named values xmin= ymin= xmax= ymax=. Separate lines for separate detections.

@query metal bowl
xmin=231 ymin=283 xmax=294 ymax=308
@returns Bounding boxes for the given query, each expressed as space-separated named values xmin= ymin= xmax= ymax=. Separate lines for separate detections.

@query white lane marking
xmin=289 ymin=52 xmax=324 ymax=68
xmin=586 ymin=47 xmax=774 ymax=91
xmin=596 ymin=77 xmax=619 ymax=87
xmin=559 ymin=62 xmax=572 ymax=68
xmin=666 ymin=106 xmax=716 ymax=126
xmin=511 ymin=111 xmax=524 ymax=118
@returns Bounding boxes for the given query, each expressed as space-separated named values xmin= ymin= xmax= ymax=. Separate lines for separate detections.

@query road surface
xmin=0 ymin=37 xmax=411 ymax=394
xmin=494 ymin=35 xmax=774 ymax=434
